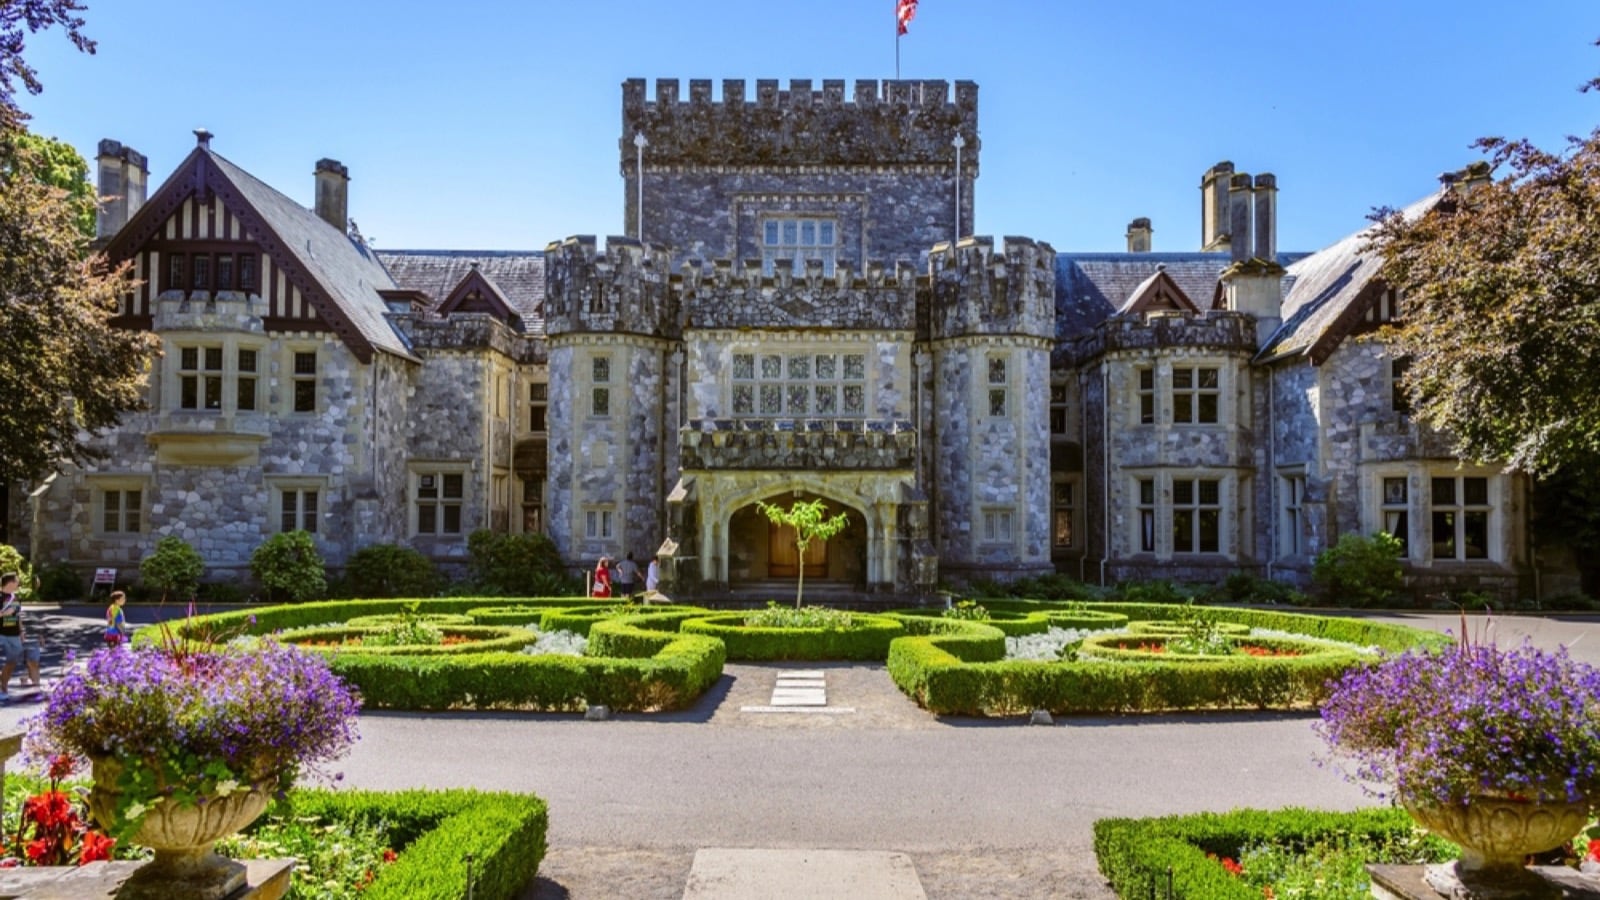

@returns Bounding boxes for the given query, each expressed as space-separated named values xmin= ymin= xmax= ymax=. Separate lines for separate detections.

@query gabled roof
xmin=1055 ymin=253 xmax=1231 ymax=340
xmin=436 ymin=265 xmax=519 ymax=323
xmin=1256 ymin=190 xmax=1444 ymax=364
xmin=1118 ymin=265 xmax=1201 ymax=315
xmin=377 ymin=250 xmax=546 ymax=336
xmin=104 ymin=146 xmax=414 ymax=363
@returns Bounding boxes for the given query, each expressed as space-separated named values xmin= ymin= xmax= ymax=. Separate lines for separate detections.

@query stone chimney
xmin=1252 ymin=173 xmax=1277 ymax=262
xmin=94 ymin=140 xmax=149 ymax=240
xmin=1200 ymin=161 xmax=1234 ymax=251
xmin=1227 ymin=174 xmax=1254 ymax=264
xmin=1439 ymin=161 xmax=1491 ymax=201
xmin=1125 ymin=218 xmax=1152 ymax=253
xmin=314 ymin=159 xmax=349 ymax=233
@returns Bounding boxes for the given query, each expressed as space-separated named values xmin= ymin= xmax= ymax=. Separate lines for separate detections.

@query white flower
xmin=214 ymin=779 xmax=240 ymax=797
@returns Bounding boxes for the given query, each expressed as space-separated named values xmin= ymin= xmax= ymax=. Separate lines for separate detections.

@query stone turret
xmin=926 ymin=236 xmax=1057 ymax=341
xmin=542 ymin=236 xmax=678 ymax=339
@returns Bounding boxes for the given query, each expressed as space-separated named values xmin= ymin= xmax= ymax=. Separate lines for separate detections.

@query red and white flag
xmin=896 ymin=0 xmax=918 ymax=36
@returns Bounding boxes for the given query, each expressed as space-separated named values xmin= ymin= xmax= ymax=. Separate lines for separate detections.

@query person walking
xmin=0 ymin=573 xmax=41 ymax=700
xmin=105 ymin=590 xmax=131 ymax=646
xmin=591 ymin=556 xmax=613 ymax=598
xmin=615 ymin=553 xmax=640 ymax=600
xmin=645 ymin=556 xmax=661 ymax=594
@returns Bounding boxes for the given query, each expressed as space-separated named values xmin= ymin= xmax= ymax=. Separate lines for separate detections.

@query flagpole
xmin=894 ymin=4 xmax=900 ymax=81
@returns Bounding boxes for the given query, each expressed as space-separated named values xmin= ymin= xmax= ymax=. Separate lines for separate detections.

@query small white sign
xmin=93 ymin=568 xmax=118 ymax=586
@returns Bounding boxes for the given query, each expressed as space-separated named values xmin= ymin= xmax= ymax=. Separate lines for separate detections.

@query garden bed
xmin=679 ymin=611 xmax=906 ymax=660
xmin=281 ymin=624 xmax=535 ymax=655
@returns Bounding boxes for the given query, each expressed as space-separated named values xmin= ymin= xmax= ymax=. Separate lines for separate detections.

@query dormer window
xmin=762 ymin=216 xmax=837 ymax=276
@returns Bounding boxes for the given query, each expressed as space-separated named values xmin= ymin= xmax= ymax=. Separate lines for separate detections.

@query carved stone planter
xmin=89 ymin=756 xmax=275 ymax=900
xmin=1406 ymin=796 xmax=1591 ymax=898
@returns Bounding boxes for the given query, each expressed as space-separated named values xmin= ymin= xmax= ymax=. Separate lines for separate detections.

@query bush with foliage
xmin=465 ymin=530 xmax=575 ymax=596
xmin=682 ymin=610 xmax=905 ymax=661
xmin=1312 ymin=532 xmax=1405 ymax=607
xmin=943 ymin=599 xmax=991 ymax=621
xmin=0 ymin=544 xmax=34 ymax=600
xmin=1093 ymin=806 xmax=1455 ymax=900
xmin=250 ymin=530 xmax=327 ymax=602
xmin=341 ymin=543 xmax=442 ymax=599
xmin=139 ymin=535 xmax=204 ymax=602
xmin=32 ymin=561 xmax=80 ymax=601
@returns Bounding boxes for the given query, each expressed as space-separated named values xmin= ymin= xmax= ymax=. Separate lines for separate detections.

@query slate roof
xmin=377 ymin=250 xmax=546 ymax=336
xmin=204 ymin=151 xmax=415 ymax=360
xmin=1257 ymin=190 xmax=1443 ymax=363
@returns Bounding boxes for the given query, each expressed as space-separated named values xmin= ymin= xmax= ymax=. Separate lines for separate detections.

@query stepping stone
xmin=737 ymin=705 xmax=856 ymax=714
xmin=684 ymin=848 xmax=926 ymax=899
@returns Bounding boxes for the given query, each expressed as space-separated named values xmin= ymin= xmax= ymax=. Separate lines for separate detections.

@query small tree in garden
xmin=250 ymin=531 xmax=326 ymax=603
xmin=757 ymin=499 xmax=849 ymax=609
xmin=139 ymin=536 xmax=204 ymax=603
xmin=1312 ymin=532 xmax=1405 ymax=608
xmin=0 ymin=544 xmax=34 ymax=600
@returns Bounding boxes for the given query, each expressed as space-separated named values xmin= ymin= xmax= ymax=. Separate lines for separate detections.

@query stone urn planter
xmin=1405 ymin=796 xmax=1591 ymax=898
xmin=89 ymin=756 xmax=275 ymax=900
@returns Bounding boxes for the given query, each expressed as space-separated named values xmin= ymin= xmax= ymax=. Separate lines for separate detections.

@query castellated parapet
xmin=926 ymin=236 xmax=1057 ymax=341
xmin=1072 ymin=309 xmax=1260 ymax=362
xmin=543 ymin=236 xmax=679 ymax=339
xmin=621 ymin=78 xmax=979 ymax=170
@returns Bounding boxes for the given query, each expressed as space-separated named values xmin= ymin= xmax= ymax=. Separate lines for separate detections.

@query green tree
xmin=757 ymin=499 xmax=850 ymax=609
xmin=11 ymin=130 xmax=93 ymax=238
xmin=464 ymin=530 xmax=576 ymax=596
xmin=139 ymin=536 xmax=204 ymax=603
xmin=341 ymin=543 xmax=441 ymax=599
xmin=1312 ymin=532 xmax=1405 ymax=608
xmin=250 ymin=531 xmax=327 ymax=603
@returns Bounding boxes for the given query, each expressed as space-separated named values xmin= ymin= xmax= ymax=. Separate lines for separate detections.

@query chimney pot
xmin=1252 ymin=173 xmax=1277 ymax=263
xmin=1125 ymin=217 xmax=1153 ymax=253
xmin=95 ymin=139 xmax=150 ymax=240
xmin=193 ymin=128 xmax=212 ymax=149
xmin=1227 ymin=173 xmax=1254 ymax=264
xmin=314 ymin=158 xmax=350 ymax=234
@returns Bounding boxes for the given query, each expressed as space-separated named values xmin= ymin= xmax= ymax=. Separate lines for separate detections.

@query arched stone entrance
xmin=727 ymin=493 xmax=867 ymax=587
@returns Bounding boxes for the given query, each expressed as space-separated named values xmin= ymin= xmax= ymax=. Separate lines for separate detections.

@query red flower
xmin=47 ymin=755 xmax=75 ymax=780
xmin=24 ymin=839 xmax=53 ymax=863
xmin=382 ymin=848 xmax=398 ymax=863
xmin=22 ymin=792 xmax=75 ymax=831
xmin=79 ymin=831 xmax=115 ymax=864
xmin=1220 ymin=856 xmax=1243 ymax=876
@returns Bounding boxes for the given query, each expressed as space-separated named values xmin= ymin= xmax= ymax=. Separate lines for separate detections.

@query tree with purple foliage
xmin=0 ymin=0 xmax=94 ymax=130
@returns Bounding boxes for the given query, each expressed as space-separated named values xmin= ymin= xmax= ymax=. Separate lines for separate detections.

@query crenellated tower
xmin=921 ymin=236 xmax=1058 ymax=581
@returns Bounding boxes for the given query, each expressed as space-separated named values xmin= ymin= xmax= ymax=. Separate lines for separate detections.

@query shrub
xmin=744 ymin=602 xmax=856 ymax=629
xmin=1113 ymin=580 xmax=1193 ymax=605
xmin=33 ymin=562 xmax=81 ymax=601
xmin=1312 ymin=532 xmax=1404 ymax=607
xmin=1093 ymin=807 xmax=1455 ymax=900
xmin=251 ymin=531 xmax=327 ymax=602
xmin=682 ymin=612 xmax=906 ymax=661
xmin=943 ymin=600 xmax=991 ymax=621
xmin=139 ymin=535 xmax=205 ymax=602
xmin=0 ymin=544 xmax=36 ymax=600
xmin=342 ymin=544 xmax=442 ymax=599
xmin=197 ymin=581 xmax=249 ymax=604
xmin=465 ymin=531 xmax=575 ymax=596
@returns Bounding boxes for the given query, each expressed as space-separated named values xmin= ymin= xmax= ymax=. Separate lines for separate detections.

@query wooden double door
xmin=768 ymin=521 xmax=828 ymax=578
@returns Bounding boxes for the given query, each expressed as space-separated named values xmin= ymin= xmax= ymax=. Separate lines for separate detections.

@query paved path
xmin=5 ymin=606 xmax=1599 ymax=898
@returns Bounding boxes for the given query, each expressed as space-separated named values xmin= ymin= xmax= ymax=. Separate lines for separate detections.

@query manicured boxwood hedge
xmin=679 ymin=612 xmax=907 ymax=660
xmin=1092 ymin=806 xmax=1454 ymax=900
xmin=466 ymin=600 xmax=615 ymax=627
xmin=345 ymin=612 xmax=475 ymax=628
xmin=540 ymin=604 xmax=707 ymax=637
xmin=887 ymin=609 xmax=1053 ymax=636
xmin=281 ymin=787 xmax=548 ymax=900
xmin=280 ymin=624 xmax=536 ymax=656
xmin=164 ymin=598 xmax=725 ymax=712
xmin=1075 ymin=632 xmax=1357 ymax=664
xmin=886 ymin=601 xmax=1447 ymax=716
xmin=1124 ymin=620 xmax=1251 ymax=637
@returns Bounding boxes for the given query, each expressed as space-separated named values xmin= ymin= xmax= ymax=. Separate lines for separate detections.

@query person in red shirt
xmin=591 ymin=557 xmax=613 ymax=598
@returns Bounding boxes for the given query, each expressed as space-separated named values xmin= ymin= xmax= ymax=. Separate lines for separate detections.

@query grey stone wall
xmin=546 ymin=342 xmax=577 ymax=560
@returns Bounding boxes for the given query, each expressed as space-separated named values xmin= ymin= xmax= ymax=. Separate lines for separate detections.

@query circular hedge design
xmin=889 ymin=609 xmax=1052 ymax=636
xmin=279 ymin=624 xmax=536 ymax=656
xmin=345 ymin=612 xmax=474 ymax=628
xmin=680 ymin=612 xmax=907 ymax=661
xmin=1074 ymin=632 xmax=1359 ymax=664
xmin=1123 ymin=620 xmax=1251 ymax=638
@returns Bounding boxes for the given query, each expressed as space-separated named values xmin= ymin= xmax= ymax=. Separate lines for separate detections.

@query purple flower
xmin=1316 ymin=641 xmax=1600 ymax=806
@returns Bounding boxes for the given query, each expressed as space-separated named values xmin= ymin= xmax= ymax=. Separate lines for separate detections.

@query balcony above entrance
xmin=679 ymin=418 xmax=916 ymax=471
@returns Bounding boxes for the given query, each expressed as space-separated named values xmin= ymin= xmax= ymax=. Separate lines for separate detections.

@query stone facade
xmin=14 ymin=79 xmax=1553 ymax=603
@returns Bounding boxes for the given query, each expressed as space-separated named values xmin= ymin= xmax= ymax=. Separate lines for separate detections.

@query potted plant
xmin=1317 ymin=638 xmax=1600 ymax=895
xmin=24 ymin=635 xmax=360 ymax=899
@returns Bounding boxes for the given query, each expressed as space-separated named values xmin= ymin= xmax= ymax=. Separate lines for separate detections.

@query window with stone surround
xmin=585 ymin=507 xmax=615 ymax=541
xmin=164 ymin=250 xmax=259 ymax=293
xmin=413 ymin=469 xmax=466 ymax=536
xmin=95 ymin=484 xmax=144 ymax=535
xmin=761 ymin=216 xmax=837 ymax=276
xmin=731 ymin=350 xmax=866 ymax=418
xmin=1381 ymin=475 xmax=1411 ymax=557
xmin=491 ymin=472 xmax=510 ymax=532
xmin=1050 ymin=383 xmax=1069 ymax=435
xmin=522 ymin=477 xmax=545 ymax=534
xmin=1137 ymin=478 xmax=1156 ymax=552
xmin=591 ymin=356 xmax=611 ymax=417
xmin=1431 ymin=475 xmax=1491 ymax=561
xmin=981 ymin=508 xmax=1014 ymax=544
xmin=291 ymin=351 xmax=318 ymax=413
xmin=1280 ymin=473 xmax=1306 ymax=557
xmin=172 ymin=339 xmax=264 ymax=414
xmin=1052 ymin=479 xmax=1075 ymax=549
xmin=987 ymin=355 xmax=1008 ymax=418
xmin=1172 ymin=477 xmax=1222 ymax=554
xmin=528 ymin=382 xmax=548 ymax=432
xmin=1171 ymin=367 xmax=1220 ymax=424
xmin=273 ymin=485 xmax=319 ymax=534
xmin=1137 ymin=368 xmax=1155 ymax=425
xmin=1390 ymin=357 xmax=1411 ymax=414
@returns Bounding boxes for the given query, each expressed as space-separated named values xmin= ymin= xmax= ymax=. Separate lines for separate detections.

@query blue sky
xmin=18 ymin=0 xmax=1598 ymax=254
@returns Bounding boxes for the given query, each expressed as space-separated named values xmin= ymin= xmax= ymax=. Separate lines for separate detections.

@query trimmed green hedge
xmin=1093 ymin=806 xmax=1454 ymax=900
xmin=541 ymin=604 xmax=707 ymax=637
xmin=280 ymin=625 xmax=536 ymax=656
xmin=680 ymin=612 xmax=907 ymax=660
xmin=1075 ymin=632 xmax=1357 ymax=664
xmin=283 ymin=788 xmax=548 ymax=900
xmin=345 ymin=613 xmax=475 ymax=628
xmin=888 ymin=609 xmax=1053 ymax=636
xmin=887 ymin=601 xmax=1445 ymax=715
xmin=1124 ymin=620 xmax=1251 ymax=637
xmin=165 ymin=598 xmax=725 ymax=712
xmin=466 ymin=600 xmax=614 ymax=626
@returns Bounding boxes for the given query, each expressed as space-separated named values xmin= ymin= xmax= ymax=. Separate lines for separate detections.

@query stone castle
xmin=5 ymin=78 xmax=1560 ymax=600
